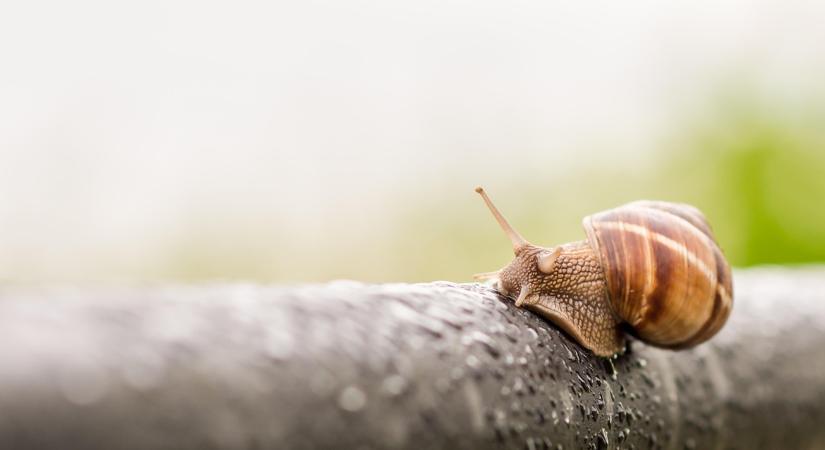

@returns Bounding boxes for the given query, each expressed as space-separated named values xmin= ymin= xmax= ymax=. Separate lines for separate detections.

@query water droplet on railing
xmin=338 ymin=386 xmax=367 ymax=412
xmin=461 ymin=331 xmax=501 ymax=358
xmin=381 ymin=375 xmax=408 ymax=397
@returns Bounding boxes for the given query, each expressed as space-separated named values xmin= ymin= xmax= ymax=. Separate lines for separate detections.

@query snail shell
xmin=583 ymin=201 xmax=733 ymax=349
xmin=474 ymin=188 xmax=733 ymax=356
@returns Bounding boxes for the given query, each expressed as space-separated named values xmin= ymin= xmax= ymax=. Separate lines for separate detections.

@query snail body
xmin=473 ymin=187 xmax=733 ymax=357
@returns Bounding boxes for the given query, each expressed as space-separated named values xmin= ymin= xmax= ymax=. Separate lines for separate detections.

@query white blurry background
xmin=1 ymin=0 xmax=824 ymax=283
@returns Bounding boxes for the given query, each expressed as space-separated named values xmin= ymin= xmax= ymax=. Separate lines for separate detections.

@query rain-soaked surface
xmin=0 ymin=268 xmax=824 ymax=449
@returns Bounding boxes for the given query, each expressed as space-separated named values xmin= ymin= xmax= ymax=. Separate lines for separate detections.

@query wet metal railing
xmin=0 ymin=268 xmax=824 ymax=449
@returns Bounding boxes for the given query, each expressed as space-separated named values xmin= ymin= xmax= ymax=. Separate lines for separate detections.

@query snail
xmin=473 ymin=187 xmax=733 ymax=357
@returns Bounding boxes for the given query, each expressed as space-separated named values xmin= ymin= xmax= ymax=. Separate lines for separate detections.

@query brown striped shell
xmin=583 ymin=201 xmax=733 ymax=348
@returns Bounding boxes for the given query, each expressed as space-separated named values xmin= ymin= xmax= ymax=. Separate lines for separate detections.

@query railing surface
xmin=0 ymin=268 xmax=824 ymax=449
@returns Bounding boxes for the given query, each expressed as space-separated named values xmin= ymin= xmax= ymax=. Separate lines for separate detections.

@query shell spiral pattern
xmin=583 ymin=201 xmax=733 ymax=348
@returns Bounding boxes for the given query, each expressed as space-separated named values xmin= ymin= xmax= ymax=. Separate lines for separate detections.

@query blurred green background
xmin=1 ymin=1 xmax=824 ymax=284
xmin=399 ymin=92 xmax=825 ymax=282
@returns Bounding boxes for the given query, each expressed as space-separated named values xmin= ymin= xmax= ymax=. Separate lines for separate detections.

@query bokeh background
xmin=1 ymin=0 xmax=824 ymax=284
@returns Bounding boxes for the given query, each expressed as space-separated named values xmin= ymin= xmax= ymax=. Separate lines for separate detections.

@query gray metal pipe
xmin=0 ymin=268 xmax=824 ymax=449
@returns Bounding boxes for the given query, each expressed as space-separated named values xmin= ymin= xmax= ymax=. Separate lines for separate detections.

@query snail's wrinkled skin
xmin=495 ymin=241 xmax=624 ymax=356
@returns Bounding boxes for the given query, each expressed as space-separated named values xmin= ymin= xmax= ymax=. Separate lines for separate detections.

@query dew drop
xmin=381 ymin=375 xmax=408 ymax=397
xmin=265 ymin=330 xmax=295 ymax=361
xmin=338 ymin=386 xmax=367 ymax=412
xmin=427 ymin=306 xmax=465 ymax=330
xmin=462 ymin=331 xmax=501 ymax=358
xmin=596 ymin=428 xmax=609 ymax=449
xmin=513 ymin=376 xmax=525 ymax=395
xmin=466 ymin=355 xmax=481 ymax=370
xmin=504 ymin=324 xmax=521 ymax=342
xmin=416 ymin=316 xmax=445 ymax=337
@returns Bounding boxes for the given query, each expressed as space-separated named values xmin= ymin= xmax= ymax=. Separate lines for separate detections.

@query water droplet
xmin=390 ymin=303 xmax=419 ymax=322
xmin=462 ymin=331 xmax=501 ymax=358
xmin=526 ymin=327 xmax=539 ymax=340
xmin=416 ymin=316 xmax=445 ymax=337
xmin=381 ymin=375 xmax=408 ymax=397
xmin=338 ymin=386 xmax=367 ymax=412
xmin=559 ymin=389 xmax=574 ymax=425
xmin=603 ymin=359 xmax=618 ymax=380
xmin=466 ymin=355 xmax=481 ymax=369
xmin=266 ymin=330 xmax=295 ymax=361
xmin=596 ymin=429 xmax=609 ymax=449
xmin=504 ymin=353 xmax=515 ymax=366
xmin=589 ymin=407 xmax=599 ymax=421
xmin=504 ymin=324 xmax=521 ymax=342
xmin=513 ymin=376 xmax=525 ymax=395
xmin=463 ymin=382 xmax=485 ymax=433
xmin=427 ymin=306 xmax=465 ymax=330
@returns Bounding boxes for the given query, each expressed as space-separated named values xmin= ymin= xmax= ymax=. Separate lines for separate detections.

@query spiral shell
xmin=583 ymin=201 xmax=733 ymax=348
